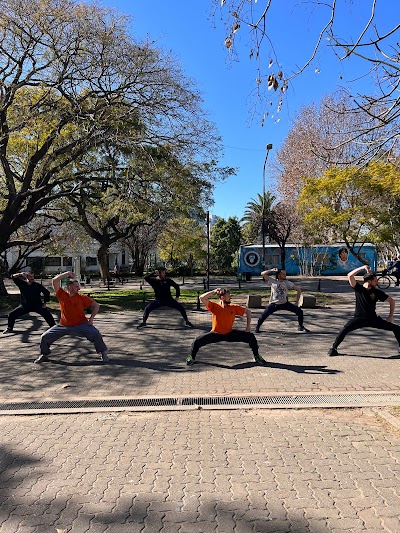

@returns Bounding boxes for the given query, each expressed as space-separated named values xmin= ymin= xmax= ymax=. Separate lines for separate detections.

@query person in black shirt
xmin=3 ymin=272 xmax=56 ymax=334
xmin=137 ymin=268 xmax=193 ymax=328
xmin=328 ymin=265 xmax=400 ymax=356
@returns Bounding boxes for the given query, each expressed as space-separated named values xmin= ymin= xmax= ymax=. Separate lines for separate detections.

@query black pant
xmin=332 ymin=316 xmax=400 ymax=349
xmin=257 ymin=301 xmax=303 ymax=329
xmin=143 ymin=299 xmax=188 ymax=322
xmin=8 ymin=305 xmax=56 ymax=330
xmin=191 ymin=330 xmax=259 ymax=359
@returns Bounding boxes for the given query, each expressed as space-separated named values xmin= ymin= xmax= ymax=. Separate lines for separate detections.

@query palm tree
xmin=241 ymin=192 xmax=276 ymax=243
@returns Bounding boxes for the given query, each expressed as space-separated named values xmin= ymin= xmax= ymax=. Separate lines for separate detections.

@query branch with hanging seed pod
xmin=267 ymin=73 xmax=279 ymax=91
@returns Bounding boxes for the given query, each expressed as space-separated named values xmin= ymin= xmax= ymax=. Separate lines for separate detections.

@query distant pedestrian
xmin=35 ymin=271 xmax=109 ymax=364
xmin=137 ymin=268 xmax=193 ymax=328
xmin=186 ymin=288 xmax=267 ymax=366
xmin=255 ymin=268 xmax=310 ymax=333
xmin=328 ymin=265 xmax=400 ymax=356
xmin=2 ymin=272 xmax=55 ymax=334
xmin=113 ymin=262 xmax=122 ymax=282
xmin=389 ymin=258 xmax=400 ymax=286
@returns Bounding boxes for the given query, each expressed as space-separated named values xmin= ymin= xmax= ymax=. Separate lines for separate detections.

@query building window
xmin=45 ymin=257 xmax=62 ymax=267
xmin=63 ymin=256 xmax=72 ymax=267
xmin=86 ymin=256 xmax=98 ymax=267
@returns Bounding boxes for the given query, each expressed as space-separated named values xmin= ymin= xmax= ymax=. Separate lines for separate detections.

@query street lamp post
xmin=262 ymin=143 xmax=273 ymax=269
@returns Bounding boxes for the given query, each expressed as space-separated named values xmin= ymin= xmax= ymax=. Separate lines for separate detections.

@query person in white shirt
xmin=255 ymin=268 xmax=310 ymax=333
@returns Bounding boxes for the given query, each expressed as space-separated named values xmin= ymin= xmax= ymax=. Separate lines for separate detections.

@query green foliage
xmin=210 ymin=217 xmax=242 ymax=272
xmin=241 ymin=192 xmax=276 ymax=243
xmin=298 ymin=162 xmax=400 ymax=251
xmin=158 ymin=217 xmax=207 ymax=272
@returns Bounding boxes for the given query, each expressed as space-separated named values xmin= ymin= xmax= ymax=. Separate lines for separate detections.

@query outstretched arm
xmin=386 ymin=296 xmax=395 ymax=323
xmin=170 ymin=279 xmax=181 ymax=299
xmin=88 ymin=301 xmax=100 ymax=325
xmin=292 ymin=285 xmax=302 ymax=306
xmin=199 ymin=288 xmax=219 ymax=307
xmin=52 ymin=271 xmax=74 ymax=292
xmin=347 ymin=265 xmax=369 ymax=288
xmin=11 ymin=272 xmax=27 ymax=279
xmin=244 ymin=308 xmax=252 ymax=332
xmin=261 ymin=268 xmax=277 ymax=281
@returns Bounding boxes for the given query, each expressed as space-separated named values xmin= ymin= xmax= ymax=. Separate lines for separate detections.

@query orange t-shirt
xmin=206 ymin=300 xmax=246 ymax=334
xmin=56 ymin=288 xmax=94 ymax=326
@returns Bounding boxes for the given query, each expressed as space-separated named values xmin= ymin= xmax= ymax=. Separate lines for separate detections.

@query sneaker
xmin=137 ymin=322 xmax=147 ymax=329
xmin=185 ymin=321 xmax=194 ymax=328
xmin=297 ymin=325 xmax=310 ymax=332
xmin=100 ymin=351 xmax=110 ymax=363
xmin=2 ymin=328 xmax=13 ymax=335
xmin=255 ymin=327 xmax=260 ymax=334
xmin=254 ymin=354 xmax=268 ymax=366
xmin=34 ymin=354 xmax=50 ymax=364
xmin=186 ymin=355 xmax=195 ymax=366
xmin=327 ymin=347 xmax=338 ymax=357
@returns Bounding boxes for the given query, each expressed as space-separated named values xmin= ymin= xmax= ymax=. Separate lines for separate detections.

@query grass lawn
xmin=0 ymin=288 xmax=346 ymax=313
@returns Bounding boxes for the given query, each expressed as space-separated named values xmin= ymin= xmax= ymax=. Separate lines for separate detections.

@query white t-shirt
xmin=266 ymin=278 xmax=294 ymax=304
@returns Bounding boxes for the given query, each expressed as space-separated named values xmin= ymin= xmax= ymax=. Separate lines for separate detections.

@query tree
xmin=241 ymin=192 xmax=275 ymax=243
xmin=210 ymin=217 xmax=242 ymax=273
xmin=124 ymin=223 xmax=161 ymax=277
xmin=274 ymin=92 xmax=397 ymax=208
xmin=66 ymin=142 xmax=221 ymax=282
xmin=0 ymin=0 xmax=223 ymax=294
xmin=212 ymin=1 xmax=400 ymax=157
xmin=158 ymin=217 xmax=207 ymax=275
xmin=297 ymin=162 xmax=400 ymax=261
xmin=264 ymin=203 xmax=298 ymax=269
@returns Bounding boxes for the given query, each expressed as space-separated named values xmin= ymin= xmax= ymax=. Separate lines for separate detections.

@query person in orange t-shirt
xmin=186 ymin=288 xmax=267 ymax=366
xmin=35 ymin=271 xmax=109 ymax=364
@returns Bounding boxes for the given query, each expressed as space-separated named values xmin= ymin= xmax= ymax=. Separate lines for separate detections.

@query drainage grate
xmin=0 ymin=393 xmax=399 ymax=414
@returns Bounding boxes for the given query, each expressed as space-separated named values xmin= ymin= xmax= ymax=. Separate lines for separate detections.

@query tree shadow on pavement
xmin=197 ymin=360 xmax=341 ymax=374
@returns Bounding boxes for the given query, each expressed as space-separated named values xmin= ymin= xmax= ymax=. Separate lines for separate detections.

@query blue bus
xmin=238 ymin=243 xmax=378 ymax=277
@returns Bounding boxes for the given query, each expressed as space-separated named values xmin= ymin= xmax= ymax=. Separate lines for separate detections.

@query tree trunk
xmin=280 ymin=245 xmax=286 ymax=270
xmin=97 ymin=247 xmax=110 ymax=283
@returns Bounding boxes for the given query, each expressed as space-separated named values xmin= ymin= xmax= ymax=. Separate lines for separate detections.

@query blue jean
xmin=257 ymin=301 xmax=303 ymax=329
xmin=40 ymin=323 xmax=107 ymax=356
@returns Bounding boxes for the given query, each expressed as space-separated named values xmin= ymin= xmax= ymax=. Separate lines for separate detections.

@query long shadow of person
xmin=197 ymin=360 xmax=341 ymax=374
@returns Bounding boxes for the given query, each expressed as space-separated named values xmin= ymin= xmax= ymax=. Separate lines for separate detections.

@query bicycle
xmin=377 ymin=269 xmax=397 ymax=289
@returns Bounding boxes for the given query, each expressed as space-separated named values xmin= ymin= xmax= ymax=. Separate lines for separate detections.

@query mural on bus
xmin=238 ymin=244 xmax=378 ymax=277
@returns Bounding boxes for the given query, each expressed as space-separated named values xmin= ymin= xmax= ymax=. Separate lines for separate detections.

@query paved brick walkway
xmin=0 ymin=304 xmax=399 ymax=402
xmin=1 ymin=279 xmax=400 ymax=532
xmin=0 ymin=409 xmax=399 ymax=532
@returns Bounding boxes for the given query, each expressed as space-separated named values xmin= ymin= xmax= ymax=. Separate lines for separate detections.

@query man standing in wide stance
xmin=186 ymin=288 xmax=267 ymax=366
xmin=35 ymin=271 xmax=109 ymax=364
xmin=328 ymin=265 xmax=400 ymax=356
xmin=3 ymin=272 xmax=55 ymax=334
xmin=137 ymin=267 xmax=193 ymax=328
xmin=255 ymin=268 xmax=310 ymax=333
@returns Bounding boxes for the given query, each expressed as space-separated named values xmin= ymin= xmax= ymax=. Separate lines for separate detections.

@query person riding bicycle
xmin=388 ymin=258 xmax=400 ymax=287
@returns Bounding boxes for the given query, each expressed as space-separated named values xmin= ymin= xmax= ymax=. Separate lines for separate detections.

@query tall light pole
xmin=262 ymin=143 xmax=273 ymax=269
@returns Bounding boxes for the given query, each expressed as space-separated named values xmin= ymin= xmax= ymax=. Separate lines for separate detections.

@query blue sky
xmin=99 ymin=0 xmax=399 ymax=219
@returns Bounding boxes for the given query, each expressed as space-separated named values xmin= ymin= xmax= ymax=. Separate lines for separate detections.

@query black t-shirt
xmin=13 ymin=277 xmax=50 ymax=308
xmin=144 ymin=274 xmax=180 ymax=301
xmin=353 ymin=282 xmax=388 ymax=318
